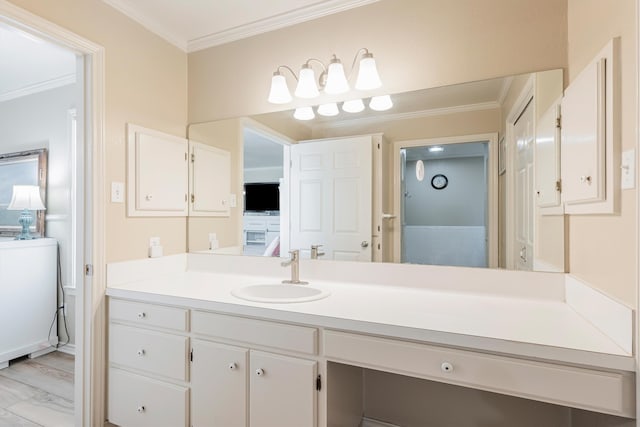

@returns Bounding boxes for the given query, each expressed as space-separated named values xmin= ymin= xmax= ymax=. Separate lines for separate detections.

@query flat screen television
xmin=244 ymin=182 xmax=280 ymax=212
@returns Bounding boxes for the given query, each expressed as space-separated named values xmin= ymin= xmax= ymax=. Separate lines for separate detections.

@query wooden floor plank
xmin=0 ymin=408 xmax=42 ymax=427
xmin=0 ymin=360 xmax=73 ymax=401
xmin=6 ymin=399 xmax=73 ymax=427
xmin=31 ymin=352 xmax=74 ymax=375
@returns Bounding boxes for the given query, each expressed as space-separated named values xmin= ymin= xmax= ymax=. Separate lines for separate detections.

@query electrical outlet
xmin=149 ymin=237 xmax=160 ymax=246
xmin=111 ymin=182 xmax=124 ymax=203
xmin=621 ymin=149 xmax=635 ymax=190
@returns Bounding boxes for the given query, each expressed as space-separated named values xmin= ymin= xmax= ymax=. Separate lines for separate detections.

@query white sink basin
xmin=231 ymin=284 xmax=330 ymax=303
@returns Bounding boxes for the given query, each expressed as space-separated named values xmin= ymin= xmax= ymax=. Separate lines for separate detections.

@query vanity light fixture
xmin=268 ymin=48 xmax=383 ymax=104
xmin=369 ymin=94 xmax=393 ymax=111
xmin=293 ymin=106 xmax=315 ymax=121
xmin=317 ymin=102 xmax=339 ymax=117
xmin=342 ymin=98 xmax=365 ymax=113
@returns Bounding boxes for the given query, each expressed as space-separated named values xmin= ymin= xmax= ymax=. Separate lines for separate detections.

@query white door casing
xmin=290 ymin=136 xmax=373 ymax=261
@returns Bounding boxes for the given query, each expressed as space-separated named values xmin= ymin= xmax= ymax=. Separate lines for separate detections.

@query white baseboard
xmin=56 ymin=343 xmax=75 ymax=356
xmin=361 ymin=417 xmax=401 ymax=427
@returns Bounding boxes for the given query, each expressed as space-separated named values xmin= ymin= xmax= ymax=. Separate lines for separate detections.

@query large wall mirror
xmin=0 ymin=148 xmax=48 ymax=237
xmin=187 ymin=69 xmax=566 ymax=273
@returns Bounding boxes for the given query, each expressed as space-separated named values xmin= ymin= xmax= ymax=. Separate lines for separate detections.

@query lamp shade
xmin=369 ymin=95 xmax=393 ymax=111
xmin=342 ymin=98 xmax=365 ymax=113
xmin=355 ymin=53 xmax=382 ymax=90
xmin=317 ymin=103 xmax=339 ymax=117
xmin=268 ymin=72 xmax=292 ymax=104
xmin=293 ymin=106 xmax=315 ymax=121
xmin=324 ymin=58 xmax=349 ymax=94
xmin=295 ymin=65 xmax=320 ymax=98
xmin=7 ymin=185 xmax=45 ymax=211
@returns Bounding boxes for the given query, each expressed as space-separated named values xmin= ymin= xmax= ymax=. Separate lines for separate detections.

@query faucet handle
xmin=281 ymin=249 xmax=299 ymax=267
xmin=311 ymin=245 xmax=325 ymax=259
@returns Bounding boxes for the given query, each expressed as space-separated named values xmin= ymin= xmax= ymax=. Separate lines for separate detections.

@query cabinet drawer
xmin=266 ymin=219 xmax=280 ymax=231
xmin=108 ymin=368 xmax=188 ymax=427
xmin=324 ymin=330 xmax=635 ymax=417
xmin=192 ymin=311 xmax=317 ymax=355
xmin=110 ymin=324 xmax=188 ymax=381
xmin=244 ymin=219 xmax=266 ymax=230
xmin=110 ymin=299 xmax=188 ymax=332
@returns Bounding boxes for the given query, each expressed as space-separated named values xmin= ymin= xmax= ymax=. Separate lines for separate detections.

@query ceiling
xmin=244 ymin=128 xmax=284 ymax=170
xmin=405 ymin=142 xmax=488 ymax=162
xmin=102 ymin=0 xmax=380 ymax=52
xmin=0 ymin=22 xmax=77 ymax=102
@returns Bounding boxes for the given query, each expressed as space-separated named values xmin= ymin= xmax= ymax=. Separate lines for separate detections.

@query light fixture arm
xmin=275 ymin=65 xmax=299 ymax=82
xmin=347 ymin=48 xmax=371 ymax=79
xmin=303 ymin=58 xmax=328 ymax=89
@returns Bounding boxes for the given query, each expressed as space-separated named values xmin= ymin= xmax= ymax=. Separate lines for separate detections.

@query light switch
xmin=230 ymin=193 xmax=237 ymax=208
xmin=621 ymin=149 xmax=635 ymax=190
xmin=111 ymin=182 xmax=125 ymax=203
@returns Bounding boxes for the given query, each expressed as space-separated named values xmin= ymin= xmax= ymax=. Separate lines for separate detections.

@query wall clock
xmin=431 ymin=174 xmax=448 ymax=190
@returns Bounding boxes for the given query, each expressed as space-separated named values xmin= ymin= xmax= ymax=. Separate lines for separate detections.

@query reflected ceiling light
xmin=342 ymin=99 xmax=365 ymax=113
xmin=369 ymin=95 xmax=393 ymax=111
xmin=317 ymin=103 xmax=339 ymax=117
xmin=268 ymin=48 xmax=383 ymax=104
xmin=429 ymin=146 xmax=444 ymax=152
xmin=416 ymin=160 xmax=425 ymax=182
xmin=293 ymin=106 xmax=315 ymax=121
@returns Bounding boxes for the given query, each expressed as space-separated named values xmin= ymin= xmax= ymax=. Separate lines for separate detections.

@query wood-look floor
xmin=0 ymin=351 xmax=74 ymax=427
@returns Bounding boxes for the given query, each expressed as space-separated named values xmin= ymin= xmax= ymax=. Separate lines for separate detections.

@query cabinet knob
xmin=137 ymin=312 xmax=146 ymax=319
xmin=145 ymin=194 xmax=153 ymax=201
xmin=255 ymin=368 xmax=265 ymax=377
xmin=579 ymin=175 xmax=592 ymax=184
xmin=137 ymin=405 xmax=145 ymax=413
xmin=441 ymin=362 xmax=454 ymax=373
xmin=228 ymin=362 xmax=237 ymax=370
xmin=137 ymin=349 xmax=146 ymax=357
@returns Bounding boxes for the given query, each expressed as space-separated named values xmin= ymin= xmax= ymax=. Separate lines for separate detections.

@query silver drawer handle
xmin=255 ymin=368 xmax=264 ymax=376
xmin=137 ymin=312 xmax=146 ymax=319
xmin=137 ymin=405 xmax=145 ymax=413
xmin=137 ymin=349 xmax=146 ymax=357
xmin=441 ymin=362 xmax=454 ymax=373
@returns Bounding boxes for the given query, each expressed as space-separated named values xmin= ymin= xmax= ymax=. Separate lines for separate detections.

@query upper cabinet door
xmin=535 ymin=101 xmax=562 ymax=209
xmin=561 ymin=38 xmax=620 ymax=214
xmin=189 ymin=141 xmax=231 ymax=217
xmin=127 ymin=124 xmax=188 ymax=217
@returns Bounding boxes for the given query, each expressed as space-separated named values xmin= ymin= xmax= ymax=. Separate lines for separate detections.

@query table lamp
xmin=7 ymin=185 xmax=46 ymax=240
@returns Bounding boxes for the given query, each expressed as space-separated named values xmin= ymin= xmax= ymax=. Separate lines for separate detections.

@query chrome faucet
xmin=310 ymin=244 xmax=325 ymax=260
xmin=281 ymin=250 xmax=308 ymax=284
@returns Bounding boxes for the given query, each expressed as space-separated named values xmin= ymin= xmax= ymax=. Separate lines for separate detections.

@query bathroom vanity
xmin=105 ymin=254 xmax=635 ymax=427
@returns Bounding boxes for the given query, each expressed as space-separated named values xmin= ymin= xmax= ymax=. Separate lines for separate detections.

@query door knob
xmin=361 ymin=241 xmax=369 ymax=248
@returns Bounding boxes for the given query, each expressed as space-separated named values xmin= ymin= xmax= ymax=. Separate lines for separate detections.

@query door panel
xmin=514 ymin=99 xmax=535 ymax=271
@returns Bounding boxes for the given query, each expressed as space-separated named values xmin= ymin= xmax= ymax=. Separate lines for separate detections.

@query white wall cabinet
xmin=189 ymin=141 xmax=231 ymax=217
xmin=127 ymin=124 xmax=188 ymax=217
xmin=561 ymin=38 xmax=620 ymax=214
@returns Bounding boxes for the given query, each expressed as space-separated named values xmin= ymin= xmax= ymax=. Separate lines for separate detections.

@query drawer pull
xmin=137 ymin=405 xmax=146 ymax=413
xmin=441 ymin=362 xmax=454 ymax=373
xmin=228 ymin=362 xmax=237 ymax=370
xmin=137 ymin=349 xmax=146 ymax=357
xmin=137 ymin=312 xmax=146 ymax=319
xmin=255 ymin=368 xmax=265 ymax=377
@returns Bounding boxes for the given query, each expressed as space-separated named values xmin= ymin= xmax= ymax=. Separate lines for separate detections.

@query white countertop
xmin=106 ymin=255 xmax=634 ymax=372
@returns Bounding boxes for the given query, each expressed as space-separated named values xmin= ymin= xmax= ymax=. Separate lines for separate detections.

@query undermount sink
xmin=231 ymin=284 xmax=330 ymax=303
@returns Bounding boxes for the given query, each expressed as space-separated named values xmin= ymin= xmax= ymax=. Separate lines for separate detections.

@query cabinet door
xmin=250 ymin=351 xmax=317 ymax=427
xmin=191 ymin=340 xmax=248 ymax=427
xmin=189 ymin=141 xmax=231 ymax=217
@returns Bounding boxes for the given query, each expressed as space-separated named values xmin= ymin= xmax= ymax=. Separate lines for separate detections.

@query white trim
xmin=361 ymin=417 xmax=401 ymax=427
xmin=56 ymin=343 xmax=76 ymax=356
xmin=44 ymin=214 xmax=69 ymax=221
xmin=63 ymin=285 xmax=77 ymax=296
xmin=0 ymin=73 xmax=76 ymax=102
xmin=565 ymin=275 xmax=633 ymax=354
xmin=392 ymin=133 xmax=499 ymax=268
xmin=0 ymin=3 xmax=106 ymax=426
xmin=497 ymin=76 xmax=514 ymax=105
xmin=101 ymin=0 xmax=380 ymax=52
xmin=635 ymin=0 xmax=639 ymax=421
xmin=316 ymin=101 xmax=501 ymax=132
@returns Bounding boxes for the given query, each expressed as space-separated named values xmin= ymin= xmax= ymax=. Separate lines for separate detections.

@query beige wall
xmin=188 ymin=0 xmax=567 ymax=123
xmin=188 ymin=119 xmax=244 ymax=251
xmin=7 ymin=0 xmax=189 ymax=262
xmin=567 ymin=0 xmax=637 ymax=306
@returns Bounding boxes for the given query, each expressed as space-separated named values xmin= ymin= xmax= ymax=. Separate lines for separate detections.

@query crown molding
xmin=101 ymin=0 xmax=188 ymax=51
xmin=315 ymin=101 xmax=501 ymax=131
xmin=187 ymin=0 xmax=380 ymax=52
xmin=0 ymin=73 xmax=76 ymax=102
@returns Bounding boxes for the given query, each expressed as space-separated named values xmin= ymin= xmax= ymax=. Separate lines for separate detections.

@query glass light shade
xmin=324 ymin=59 xmax=349 ymax=94
xmin=268 ymin=72 xmax=292 ymax=104
xmin=295 ymin=65 xmax=320 ymax=98
xmin=355 ymin=54 xmax=382 ymax=90
xmin=369 ymin=95 xmax=393 ymax=111
xmin=294 ymin=106 xmax=315 ymax=121
xmin=7 ymin=185 xmax=46 ymax=210
xmin=342 ymin=98 xmax=365 ymax=113
xmin=317 ymin=103 xmax=339 ymax=117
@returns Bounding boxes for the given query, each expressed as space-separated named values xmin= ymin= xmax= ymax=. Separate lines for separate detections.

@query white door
xmin=191 ymin=339 xmax=248 ymax=427
xmin=290 ymin=136 xmax=372 ymax=261
xmin=249 ymin=351 xmax=317 ymax=427
xmin=514 ymin=99 xmax=535 ymax=270
xmin=189 ymin=141 xmax=231 ymax=216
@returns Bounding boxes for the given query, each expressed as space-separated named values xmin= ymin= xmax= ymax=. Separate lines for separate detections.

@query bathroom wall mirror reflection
xmin=0 ymin=148 xmax=48 ymax=237
xmin=187 ymin=69 xmax=566 ymax=273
